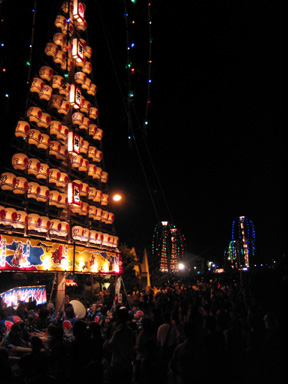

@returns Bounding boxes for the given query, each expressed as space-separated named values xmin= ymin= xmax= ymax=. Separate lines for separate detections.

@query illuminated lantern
xmin=112 ymin=236 xmax=119 ymax=248
xmin=37 ymin=112 xmax=51 ymax=129
xmin=0 ymin=172 xmax=16 ymax=191
xmin=88 ymin=124 xmax=97 ymax=137
xmin=13 ymin=177 xmax=28 ymax=194
xmin=79 ymin=116 xmax=90 ymax=131
xmin=71 ymin=180 xmax=83 ymax=193
xmin=37 ymin=216 xmax=51 ymax=233
xmin=74 ymin=18 xmax=87 ymax=32
xmin=94 ymin=150 xmax=103 ymax=162
xmin=78 ymin=157 xmax=89 ymax=173
xmin=67 ymin=181 xmax=81 ymax=206
xmin=38 ymin=133 xmax=50 ymax=150
xmin=84 ymin=45 xmax=92 ymax=59
xmin=54 ymin=49 xmax=66 ymax=69
xmin=80 ymin=139 xmax=89 ymax=155
xmin=70 ymin=153 xmax=83 ymax=169
xmin=82 ymin=227 xmax=90 ymax=242
xmin=36 ymin=185 xmax=50 ymax=202
xmin=50 ymin=94 xmax=63 ymax=110
xmin=45 ymin=42 xmax=58 ymax=58
xmin=80 ymin=202 xmax=89 ymax=216
xmin=107 ymin=212 xmax=115 ymax=224
xmin=82 ymin=76 xmax=91 ymax=91
xmin=72 ymin=0 xmax=85 ymax=21
xmin=52 ymin=75 xmax=64 ymax=89
xmin=101 ymin=193 xmax=109 ymax=206
xmin=53 ymin=32 xmax=66 ymax=49
xmin=67 ymin=132 xmax=81 ymax=154
xmin=70 ymin=200 xmax=82 ymax=215
xmin=82 ymin=61 xmax=92 ymax=74
xmin=72 ymin=112 xmax=84 ymax=126
xmin=101 ymin=171 xmax=108 ymax=183
xmin=27 ymin=158 xmax=41 ymax=175
xmin=69 ymin=84 xmax=82 ymax=109
xmin=94 ymin=189 xmax=103 ymax=203
xmin=87 ymin=164 xmax=97 ymax=179
xmin=11 ymin=153 xmax=28 ymax=171
xmin=28 ymin=213 xmax=41 ymax=231
xmin=48 ymin=190 xmax=61 ymax=207
xmin=88 ymin=107 xmax=98 ymax=120
xmin=50 ymin=219 xmax=62 ymax=235
xmin=54 ymin=15 xmax=67 ymax=32
xmin=101 ymin=210 xmax=109 ymax=224
xmin=58 ymin=193 xmax=68 ymax=208
xmin=72 ymin=38 xmax=85 ymax=66
xmin=2 ymin=208 xmax=18 ymax=226
xmin=57 ymin=125 xmax=69 ymax=142
xmin=13 ymin=210 xmax=28 ymax=229
xmin=28 ymin=129 xmax=42 ymax=146
xmin=0 ymin=206 xmax=6 ymax=222
xmin=88 ymin=205 xmax=96 ymax=220
xmin=49 ymin=141 xmax=61 ymax=157
xmin=39 ymin=85 xmax=53 ymax=101
xmin=72 ymin=226 xmax=83 ymax=241
xmin=66 ymin=22 xmax=74 ymax=36
xmin=39 ymin=66 xmax=53 ymax=81
xmin=59 ymin=221 xmax=69 ymax=237
xmin=30 ymin=77 xmax=44 ymax=94
xmin=102 ymin=233 xmax=111 ymax=247
xmin=95 ymin=207 xmax=102 ymax=221
xmin=87 ymin=187 xmax=96 ymax=201
xmin=48 ymin=168 xmax=61 ymax=185
xmin=80 ymin=182 xmax=89 ymax=197
xmin=80 ymin=99 xmax=91 ymax=114
xmin=74 ymin=71 xmax=86 ymax=85
xmin=58 ymin=145 xmax=68 ymax=160
xmin=93 ymin=127 xmax=103 ymax=141
xmin=36 ymin=163 xmax=50 ymax=180
xmin=15 ymin=121 xmax=30 ymax=138
xmin=58 ymin=99 xmax=70 ymax=115
xmin=27 ymin=107 xmax=42 ymax=122
xmin=27 ymin=182 xmax=40 ymax=200
xmin=59 ymin=82 xmax=70 ymax=98
xmin=56 ymin=172 xmax=68 ymax=188
xmin=95 ymin=231 xmax=103 ymax=245
xmin=87 ymin=83 xmax=97 ymax=96
xmin=88 ymin=146 xmax=97 ymax=160
xmin=89 ymin=230 xmax=97 ymax=244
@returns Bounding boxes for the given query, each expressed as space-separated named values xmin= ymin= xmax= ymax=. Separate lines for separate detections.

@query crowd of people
xmin=0 ymin=271 xmax=286 ymax=384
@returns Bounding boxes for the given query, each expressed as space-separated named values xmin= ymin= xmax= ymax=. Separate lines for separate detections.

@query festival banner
xmin=0 ymin=285 xmax=47 ymax=308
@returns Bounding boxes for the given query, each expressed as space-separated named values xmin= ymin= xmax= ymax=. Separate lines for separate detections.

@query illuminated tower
xmin=231 ymin=216 xmax=256 ymax=269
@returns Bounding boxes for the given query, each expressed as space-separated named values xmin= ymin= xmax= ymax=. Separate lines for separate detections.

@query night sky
xmin=0 ymin=0 xmax=284 ymax=265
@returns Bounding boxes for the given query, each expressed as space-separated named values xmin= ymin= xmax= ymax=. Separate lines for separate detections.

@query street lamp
xmin=112 ymin=194 xmax=122 ymax=202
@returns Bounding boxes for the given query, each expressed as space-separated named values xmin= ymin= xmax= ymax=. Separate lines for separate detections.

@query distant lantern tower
xmin=152 ymin=221 xmax=185 ymax=273
xmin=231 ymin=216 xmax=256 ymax=269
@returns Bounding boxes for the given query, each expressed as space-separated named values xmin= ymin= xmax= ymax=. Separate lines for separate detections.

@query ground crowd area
xmin=0 ymin=269 xmax=286 ymax=384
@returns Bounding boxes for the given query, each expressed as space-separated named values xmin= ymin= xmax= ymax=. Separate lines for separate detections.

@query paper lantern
xmin=88 ymin=205 xmax=96 ymax=220
xmin=94 ymin=150 xmax=103 ymax=163
xmin=101 ymin=210 xmax=109 ymax=224
xmin=49 ymin=141 xmax=61 ymax=157
xmin=100 ymin=171 xmax=108 ymax=183
xmin=58 ymin=99 xmax=70 ymax=115
xmin=15 ymin=121 xmax=30 ymax=138
xmin=48 ymin=168 xmax=61 ymax=185
xmin=13 ymin=210 xmax=28 ymax=229
xmin=50 ymin=219 xmax=62 ymax=235
xmin=81 ymin=228 xmax=90 ymax=242
xmin=36 ymin=185 xmax=50 ymax=202
xmin=53 ymin=32 xmax=66 ymax=49
xmin=89 ymin=230 xmax=97 ymax=244
xmin=112 ymin=236 xmax=119 ymax=248
xmin=50 ymin=94 xmax=63 ymax=110
xmin=50 ymin=120 xmax=62 ymax=138
xmin=88 ymin=107 xmax=98 ymax=120
xmin=72 ymin=180 xmax=83 ymax=192
xmin=59 ymin=221 xmax=70 ymax=237
xmin=58 ymin=125 xmax=69 ymax=143
xmin=37 ymin=112 xmax=51 ymax=129
xmin=107 ymin=212 xmax=115 ymax=225
xmin=82 ymin=76 xmax=91 ymax=91
xmin=11 ymin=153 xmax=28 ymax=171
xmin=70 ymin=153 xmax=83 ymax=169
xmin=0 ymin=206 xmax=6 ymax=221
xmin=27 ymin=182 xmax=40 ymax=200
xmin=13 ymin=177 xmax=28 ymax=194
xmin=36 ymin=163 xmax=50 ymax=180
xmin=80 ymin=182 xmax=89 ymax=197
xmin=48 ymin=190 xmax=61 ymax=207
xmin=38 ymin=133 xmax=50 ymax=150
xmin=58 ymin=192 xmax=68 ymax=208
xmin=54 ymin=15 xmax=67 ymax=32
xmin=87 ymin=164 xmax=96 ymax=179
xmin=79 ymin=116 xmax=90 ymax=131
xmin=78 ymin=157 xmax=89 ymax=172
xmin=80 ymin=99 xmax=91 ymax=114
xmin=67 ymin=182 xmax=81 ymax=207
xmin=2 ymin=208 xmax=18 ymax=226
xmin=95 ymin=207 xmax=102 ymax=221
xmin=54 ymin=49 xmax=66 ymax=69
xmin=102 ymin=233 xmax=112 ymax=247
xmin=39 ymin=85 xmax=53 ymax=101
xmin=69 ymin=84 xmax=82 ymax=109
xmin=58 ymin=145 xmax=68 ymax=160
xmin=27 ymin=213 xmax=41 ymax=231
xmin=72 ymin=226 xmax=83 ymax=241
xmin=93 ymin=127 xmax=103 ymax=141
xmin=87 ymin=187 xmax=96 ymax=201
xmin=39 ymin=66 xmax=53 ymax=81
xmin=30 ymin=77 xmax=44 ymax=94
xmin=95 ymin=231 xmax=103 ymax=245
xmin=82 ymin=61 xmax=92 ymax=74
xmin=27 ymin=158 xmax=41 ymax=175
xmin=45 ymin=42 xmax=58 ymax=58
xmin=52 ymin=75 xmax=64 ymax=89
xmin=84 ymin=45 xmax=92 ymax=59
xmin=37 ymin=216 xmax=51 ymax=233
xmin=101 ymin=193 xmax=109 ymax=206
xmin=88 ymin=124 xmax=97 ymax=137
xmin=72 ymin=38 xmax=85 ymax=65
xmin=88 ymin=146 xmax=97 ymax=160
xmin=74 ymin=18 xmax=87 ymax=32
xmin=88 ymin=83 xmax=97 ymax=96
xmin=27 ymin=107 xmax=42 ymax=122
xmin=59 ymin=82 xmax=70 ymax=98
xmin=79 ymin=139 xmax=89 ymax=155
xmin=0 ymin=172 xmax=16 ymax=191
xmin=71 ymin=199 xmax=83 ymax=214
xmin=94 ymin=189 xmax=103 ymax=203
xmin=74 ymin=71 xmax=86 ymax=85
xmin=72 ymin=112 xmax=84 ymax=126
xmin=56 ymin=172 xmax=68 ymax=188
xmin=28 ymin=129 xmax=42 ymax=146
xmin=80 ymin=202 xmax=89 ymax=216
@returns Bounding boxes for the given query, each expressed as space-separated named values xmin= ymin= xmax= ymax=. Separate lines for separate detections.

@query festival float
xmin=0 ymin=1 xmax=123 ymax=309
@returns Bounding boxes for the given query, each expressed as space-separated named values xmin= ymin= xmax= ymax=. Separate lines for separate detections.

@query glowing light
xmin=178 ymin=263 xmax=185 ymax=271
xmin=113 ymin=194 xmax=122 ymax=202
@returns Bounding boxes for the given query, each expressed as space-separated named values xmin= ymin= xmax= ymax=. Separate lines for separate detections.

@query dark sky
xmin=0 ymin=0 xmax=283 ymax=265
